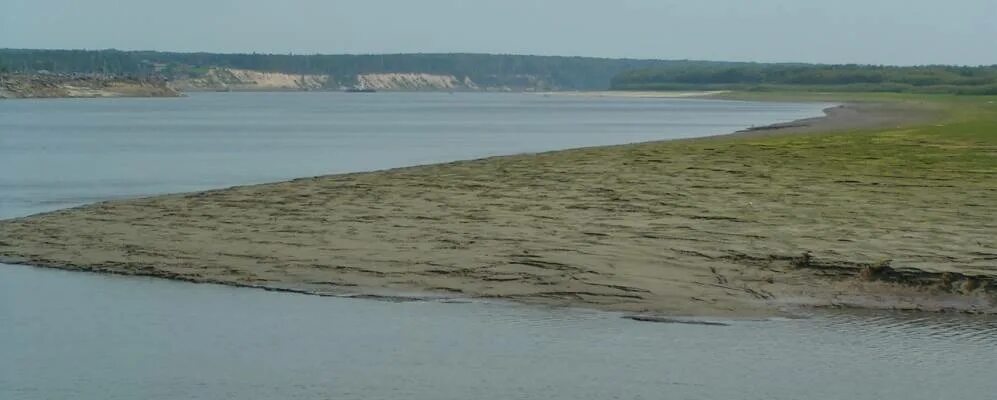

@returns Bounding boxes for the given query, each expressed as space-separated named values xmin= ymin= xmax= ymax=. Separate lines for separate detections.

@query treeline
xmin=611 ymin=64 xmax=997 ymax=95
xmin=8 ymin=49 xmax=993 ymax=94
xmin=0 ymin=49 xmax=722 ymax=90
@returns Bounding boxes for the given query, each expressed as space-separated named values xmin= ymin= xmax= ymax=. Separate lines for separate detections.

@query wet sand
xmin=2 ymin=100 xmax=994 ymax=317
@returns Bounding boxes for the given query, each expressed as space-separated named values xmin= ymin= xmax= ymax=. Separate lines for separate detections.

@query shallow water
xmin=2 ymin=265 xmax=995 ymax=400
xmin=2 ymin=93 xmax=994 ymax=399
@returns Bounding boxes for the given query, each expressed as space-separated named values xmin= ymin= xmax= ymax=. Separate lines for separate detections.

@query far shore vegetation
xmin=612 ymin=64 xmax=997 ymax=95
xmin=5 ymin=48 xmax=996 ymax=95
xmin=0 ymin=48 xmax=723 ymax=90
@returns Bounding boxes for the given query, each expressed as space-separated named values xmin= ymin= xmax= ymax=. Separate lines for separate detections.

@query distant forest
xmin=5 ymin=49 xmax=995 ymax=94
xmin=0 ymin=48 xmax=729 ymax=90
xmin=611 ymin=64 xmax=997 ymax=95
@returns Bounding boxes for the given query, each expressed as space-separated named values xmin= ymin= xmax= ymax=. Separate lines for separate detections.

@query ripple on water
xmin=821 ymin=310 xmax=997 ymax=345
xmin=2 ymin=264 xmax=997 ymax=400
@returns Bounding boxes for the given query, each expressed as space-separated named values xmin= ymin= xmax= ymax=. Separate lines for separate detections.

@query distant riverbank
xmin=0 ymin=73 xmax=181 ymax=99
xmin=2 ymin=93 xmax=992 ymax=317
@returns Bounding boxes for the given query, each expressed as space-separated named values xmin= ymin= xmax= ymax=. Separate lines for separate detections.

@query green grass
xmin=710 ymin=92 xmax=997 ymax=183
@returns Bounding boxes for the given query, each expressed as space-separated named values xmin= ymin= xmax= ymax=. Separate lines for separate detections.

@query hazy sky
xmin=3 ymin=0 xmax=995 ymax=65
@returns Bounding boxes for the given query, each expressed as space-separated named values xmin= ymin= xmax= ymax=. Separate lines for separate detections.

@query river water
xmin=1 ymin=92 xmax=994 ymax=399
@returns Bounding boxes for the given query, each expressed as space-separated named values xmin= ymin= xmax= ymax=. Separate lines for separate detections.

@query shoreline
xmin=0 ymin=73 xmax=181 ymax=99
xmin=2 ymin=97 xmax=994 ymax=317
xmin=538 ymin=90 xmax=731 ymax=98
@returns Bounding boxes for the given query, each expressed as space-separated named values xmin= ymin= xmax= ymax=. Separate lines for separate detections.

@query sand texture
xmin=2 ymin=102 xmax=994 ymax=316
xmin=171 ymin=68 xmax=330 ymax=91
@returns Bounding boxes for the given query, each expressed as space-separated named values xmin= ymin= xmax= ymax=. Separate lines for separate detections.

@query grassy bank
xmin=1 ymin=92 xmax=994 ymax=316
xmin=716 ymin=92 xmax=996 ymax=186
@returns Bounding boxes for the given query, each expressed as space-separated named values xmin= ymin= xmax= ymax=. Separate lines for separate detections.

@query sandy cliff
xmin=171 ymin=68 xmax=330 ymax=91
xmin=356 ymin=73 xmax=477 ymax=91
xmin=171 ymin=67 xmax=545 ymax=92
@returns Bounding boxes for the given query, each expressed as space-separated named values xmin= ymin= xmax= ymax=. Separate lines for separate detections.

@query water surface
xmin=2 ymin=265 xmax=995 ymax=400
xmin=0 ymin=92 xmax=826 ymax=218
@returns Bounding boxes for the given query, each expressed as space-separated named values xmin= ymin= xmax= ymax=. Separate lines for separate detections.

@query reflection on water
xmin=1 ymin=265 xmax=995 ymax=400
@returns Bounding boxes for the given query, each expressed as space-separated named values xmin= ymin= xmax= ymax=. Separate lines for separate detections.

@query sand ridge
xmin=2 ymin=101 xmax=994 ymax=317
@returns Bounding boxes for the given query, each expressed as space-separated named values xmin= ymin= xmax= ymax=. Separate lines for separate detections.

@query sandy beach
xmin=1 ymin=99 xmax=994 ymax=317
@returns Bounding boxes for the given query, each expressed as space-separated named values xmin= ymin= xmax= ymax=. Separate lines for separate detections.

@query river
xmin=1 ymin=92 xmax=994 ymax=399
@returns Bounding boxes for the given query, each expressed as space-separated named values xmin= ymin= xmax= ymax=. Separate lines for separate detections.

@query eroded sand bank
xmin=2 ymin=101 xmax=994 ymax=317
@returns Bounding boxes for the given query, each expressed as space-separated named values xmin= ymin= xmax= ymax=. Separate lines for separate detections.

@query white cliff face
xmin=171 ymin=68 xmax=551 ymax=92
xmin=223 ymin=69 xmax=329 ymax=89
xmin=175 ymin=69 xmax=471 ymax=91
xmin=173 ymin=68 xmax=329 ymax=91
xmin=356 ymin=73 xmax=471 ymax=90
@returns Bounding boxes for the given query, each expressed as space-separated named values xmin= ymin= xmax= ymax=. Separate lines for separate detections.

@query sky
xmin=3 ymin=0 xmax=995 ymax=66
